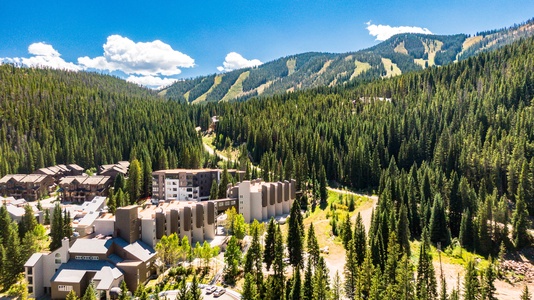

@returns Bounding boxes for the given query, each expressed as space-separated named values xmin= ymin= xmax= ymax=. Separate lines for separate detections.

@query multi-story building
xmin=0 ymin=174 xmax=55 ymax=201
xmin=59 ymin=176 xmax=111 ymax=203
xmin=33 ymin=164 xmax=84 ymax=183
xmin=151 ymin=168 xmax=245 ymax=202
xmin=98 ymin=161 xmax=129 ymax=181
xmin=223 ymin=179 xmax=296 ymax=223
xmin=152 ymin=169 xmax=221 ymax=201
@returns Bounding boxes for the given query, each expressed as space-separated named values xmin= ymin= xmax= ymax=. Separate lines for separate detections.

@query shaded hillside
xmin=0 ymin=66 xmax=203 ymax=176
xmin=162 ymin=18 xmax=534 ymax=103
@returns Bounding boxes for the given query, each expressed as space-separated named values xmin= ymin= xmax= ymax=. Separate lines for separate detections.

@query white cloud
xmin=1 ymin=42 xmax=81 ymax=71
xmin=126 ymin=75 xmax=178 ymax=89
xmin=78 ymin=35 xmax=194 ymax=76
xmin=366 ymin=21 xmax=433 ymax=41
xmin=217 ymin=52 xmax=262 ymax=72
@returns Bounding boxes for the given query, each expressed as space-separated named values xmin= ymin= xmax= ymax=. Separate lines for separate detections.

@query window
xmin=55 ymin=253 xmax=61 ymax=264
xmin=28 ymin=277 xmax=33 ymax=284
xmin=28 ymin=287 xmax=33 ymax=294
xmin=27 ymin=267 xmax=32 ymax=275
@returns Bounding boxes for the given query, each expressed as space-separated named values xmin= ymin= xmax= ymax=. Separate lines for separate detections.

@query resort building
xmin=0 ymin=174 xmax=55 ymax=201
xmin=59 ymin=175 xmax=111 ymax=203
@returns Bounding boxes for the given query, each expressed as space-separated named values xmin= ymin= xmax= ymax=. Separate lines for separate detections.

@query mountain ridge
xmin=161 ymin=18 xmax=534 ymax=103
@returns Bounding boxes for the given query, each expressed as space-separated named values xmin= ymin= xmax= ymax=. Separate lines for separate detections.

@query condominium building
xmin=224 ymin=179 xmax=297 ymax=223
xmin=0 ymin=174 xmax=55 ymax=201
xmin=59 ymin=175 xmax=111 ymax=203
xmin=33 ymin=164 xmax=84 ymax=183
xmin=152 ymin=169 xmax=221 ymax=201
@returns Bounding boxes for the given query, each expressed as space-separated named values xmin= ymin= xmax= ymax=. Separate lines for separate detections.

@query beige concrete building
xmin=0 ymin=174 xmax=55 ymax=201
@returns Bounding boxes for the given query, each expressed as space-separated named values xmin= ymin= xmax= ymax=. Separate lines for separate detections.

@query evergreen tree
xmin=118 ymin=280 xmax=129 ymax=300
xmin=66 ymin=290 xmax=79 ymax=300
xmin=480 ymin=261 xmax=497 ymax=300
xmin=19 ymin=204 xmax=37 ymax=239
xmin=313 ymin=257 xmax=330 ymax=300
xmin=448 ymin=172 xmax=463 ymax=238
xmin=289 ymin=266 xmax=302 ymax=300
xmin=397 ymin=204 xmax=411 ymax=256
xmin=114 ymin=173 xmax=126 ymax=191
xmin=463 ymin=259 xmax=479 ymax=300
xmin=459 ymin=208 xmax=475 ymax=251
xmin=244 ymin=220 xmax=263 ymax=286
xmin=512 ymin=195 xmax=530 ymax=248
xmin=190 ymin=274 xmax=202 ymax=300
xmin=82 ymin=283 xmax=97 ymax=300
xmin=429 ymin=193 xmax=451 ymax=248
xmin=353 ymin=212 xmax=367 ymax=266
xmin=307 ymin=223 xmax=320 ymax=266
xmin=224 ymin=236 xmax=241 ymax=282
xmin=319 ymin=166 xmax=328 ymax=206
xmin=2 ymin=222 xmax=22 ymax=287
xmin=210 ymin=180 xmax=218 ymax=200
xmin=341 ymin=214 xmax=353 ymax=250
xmin=107 ymin=189 xmax=117 ymax=214
xmin=331 ymin=271 xmax=342 ymax=300
xmin=127 ymin=159 xmax=143 ymax=203
xmin=521 ymin=286 xmax=532 ymax=300
xmin=50 ymin=203 xmax=64 ymax=250
xmin=416 ymin=229 xmax=437 ymax=300
xmin=303 ymin=257 xmax=314 ymax=300
xmin=142 ymin=158 xmax=152 ymax=198
xmin=218 ymin=165 xmax=229 ymax=199
xmin=264 ymin=217 xmax=276 ymax=270
xmin=242 ymin=273 xmax=259 ymax=300
xmin=287 ymin=199 xmax=304 ymax=267
xmin=344 ymin=240 xmax=358 ymax=300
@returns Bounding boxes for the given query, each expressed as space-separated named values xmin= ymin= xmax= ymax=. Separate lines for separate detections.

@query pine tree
xmin=397 ymin=204 xmax=411 ymax=256
xmin=244 ymin=220 xmax=263 ymax=286
xmin=127 ymin=159 xmax=143 ymax=203
xmin=82 ymin=283 xmax=97 ymax=300
xmin=344 ymin=240 xmax=358 ymax=299
xmin=303 ymin=258 xmax=314 ymax=300
xmin=429 ymin=193 xmax=451 ymax=248
xmin=2 ymin=222 xmax=22 ymax=287
xmin=521 ymin=285 xmax=532 ymax=300
xmin=459 ymin=208 xmax=474 ymax=251
xmin=264 ymin=217 xmax=276 ymax=270
xmin=331 ymin=271 xmax=342 ymax=300
xmin=416 ymin=229 xmax=437 ymax=300
xmin=66 ymin=290 xmax=79 ymax=300
xmin=224 ymin=236 xmax=241 ymax=282
xmin=19 ymin=204 xmax=37 ymax=239
xmin=50 ymin=203 xmax=64 ymax=250
xmin=218 ymin=165 xmax=229 ymax=199
xmin=142 ymin=158 xmax=152 ymax=198
xmin=289 ymin=266 xmax=302 ymax=300
xmin=242 ymin=273 xmax=259 ymax=300
xmin=210 ymin=180 xmax=218 ymax=200
xmin=341 ymin=214 xmax=353 ymax=250
xmin=306 ymin=223 xmax=320 ymax=267
xmin=313 ymin=257 xmax=330 ymax=300
xmin=319 ymin=166 xmax=328 ymax=206
xmin=463 ymin=259 xmax=479 ymax=300
xmin=287 ymin=199 xmax=304 ymax=267
xmin=480 ymin=260 xmax=496 ymax=300
xmin=512 ymin=195 xmax=530 ymax=248
xmin=353 ymin=212 xmax=367 ymax=266
xmin=190 ymin=274 xmax=202 ymax=300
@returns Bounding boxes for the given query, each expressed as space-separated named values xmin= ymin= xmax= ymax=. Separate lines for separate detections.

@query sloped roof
xmin=69 ymin=238 xmax=113 ymax=255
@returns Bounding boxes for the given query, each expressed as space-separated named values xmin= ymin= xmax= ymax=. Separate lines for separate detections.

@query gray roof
xmin=52 ymin=269 xmax=87 ymax=283
xmin=93 ymin=266 xmax=123 ymax=290
xmin=113 ymin=238 xmax=156 ymax=262
xmin=69 ymin=238 xmax=112 ymax=255
xmin=24 ymin=253 xmax=43 ymax=267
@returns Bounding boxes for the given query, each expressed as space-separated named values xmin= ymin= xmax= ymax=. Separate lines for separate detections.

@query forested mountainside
xmin=0 ymin=66 xmax=203 ymax=177
xmin=162 ymin=18 xmax=534 ymax=103
xmin=195 ymin=35 xmax=534 ymax=257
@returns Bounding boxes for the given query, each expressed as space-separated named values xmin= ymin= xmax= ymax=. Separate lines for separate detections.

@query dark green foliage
xmin=459 ymin=209 xmax=475 ymax=251
xmin=289 ymin=266 xmax=302 ymax=300
xmin=0 ymin=66 xmax=202 ymax=177
xmin=263 ymin=217 xmax=276 ymax=271
xmin=416 ymin=230 xmax=437 ymax=300
xmin=463 ymin=260 xmax=479 ymax=300
xmin=480 ymin=261 xmax=497 ymax=300
xmin=218 ymin=165 xmax=229 ymax=199
xmin=224 ymin=236 xmax=241 ymax=282
xmin=128 ymin=159 xmax=143 ymax=203
xmin=306 ymin=223 xmax=320 ymax=267
xmin=512 ymin=196 xmax=530 ymax=248
xmin=429 ymin=193 xmax=451 ymax=248
xmin=353 ymin=212 xmax=367 ymax=266
xmin=287 ymin=198 xmax=304 ymax=267
xmin=242 ymin=273 xmax=259 ymax=300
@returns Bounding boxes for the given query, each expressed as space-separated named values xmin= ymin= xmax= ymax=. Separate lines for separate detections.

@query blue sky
xmin=1 ymin=0 xmax=533 ymax=88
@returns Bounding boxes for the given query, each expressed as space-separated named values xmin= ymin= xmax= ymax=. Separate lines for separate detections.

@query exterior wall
xmin=43 ymin=239 xmax=70 ymax=288
xmin=0 ymin=175 xmax=54 ymax=201
xmin=51 ymin=279 xmax=84 ymax=300
xmin=141 ymin=219 xmax=157 ymax=248
xmin=238 ymin=181 xmax=251 ymax=223
xmin=164 ymin=178 xmax=180 ymax=201
xmin=93 ymin=219 xmax=115 ymax=236
xmin=26 ymin=257 xmax=44 ymax=298
xmin=204 ymin=202 xmax=216 ymax=240
xmin=179 ymin=206 xmax=192 ymax=242
xmin=250 ymin=191 xmax=262 ymax=222
xmin=152 ymin=169 xmax=221 ymax=201
xmin=115 ymin=206 xmax=140 ymax=244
